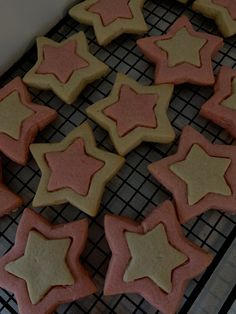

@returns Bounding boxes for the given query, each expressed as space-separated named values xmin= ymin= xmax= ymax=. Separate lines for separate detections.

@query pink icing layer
xmin=213 ymin=0 xmax=236 ymax=19
xmin=88 ymin=0 xmax=133 ymax=26
xmin=37 ymin=41 xmax=88 ymax=84
xmin=104 ymin=85 xmax=158 ymax=137
xmin=45 ymin=138 xmax=104 ymax=196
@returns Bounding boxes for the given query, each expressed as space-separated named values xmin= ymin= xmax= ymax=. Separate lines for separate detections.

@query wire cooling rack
xmin=0 ymin=0 xmax=236 ymax=313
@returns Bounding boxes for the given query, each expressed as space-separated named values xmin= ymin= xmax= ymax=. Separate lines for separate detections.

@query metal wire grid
xmin=0 ymin=0 xmax=235 ymax=313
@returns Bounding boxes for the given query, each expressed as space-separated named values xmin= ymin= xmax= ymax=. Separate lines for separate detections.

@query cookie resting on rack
xmin=148 ymin=126 xmax=236 ymax=223
xmin=0 ymin=208 xmax=96 ymax=314
xmin=104 ymin=201 xmax=213 ymax=314
xmin=0 ymin=77 xmax=57 ymax=165
xmin=137 ymin=16 xmax=223 ymax=86
xmin=30 ymin=122 xmax=125 ymax=216
xmin=192 ymin=0 xmax=236 ymax=37
xmin=23 ymin=32 xmax=109 ymax=104
xmin=69 ymin=0 xmax=147 ymax=46
xmin=0 ymin=159 xmax=23 ymax=217
xmin=86 ymin=73 xmax=175 ymax=156
xmin=200 ymin=66 xmax=236 ymax=138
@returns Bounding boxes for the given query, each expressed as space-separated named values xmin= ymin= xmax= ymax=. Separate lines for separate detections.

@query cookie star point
xmin=5 ymin=230 xmax=74 ymax=304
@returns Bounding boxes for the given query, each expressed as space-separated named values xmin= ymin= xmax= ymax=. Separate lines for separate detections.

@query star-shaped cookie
xmin=137 ymin=16 xmax=223 ymax=85
xmin=148 ymin=126 xmax=236 ymax=223
xmin=200 ymin=66 xmax=236 ymax=138
xmin=30 ymin=122 xmax=125 ymax=216
xmin=104 ymin=201 xmax=213 ymax=314
xmin=23 ymin=32 xmax=109 ymax=104
xmin=0 ymin=159 xmax=23 ymax=217
xmin=69 ymin=0 xmax=148 ymax=46
xmin=0 ymin=208 xmax=96 ymax=314
xmin=0 ymin=77 xmax=57 ymax=165
xmin=192 ymin=0 xmax=236 ymax=37
xmin=86 ymin=73 xmax=175 ymax=155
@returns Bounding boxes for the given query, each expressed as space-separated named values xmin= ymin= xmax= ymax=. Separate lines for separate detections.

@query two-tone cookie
xmin=192 ymin=0 xmax=236 ymax=37
xmin=69 ymin=0 xmax=147 ymax=46
xmin=104 ymin=201 xmax=212 ymax=313
xmin=0 ymin=77 xmax=57 ymax=165
xmin=148 ymin=126 xmax=236 ymax=223
xmin=200 ymin=66 xmax=236 ymax=138
xmin=86 ymin=73 xmax=175 ymax=156
xmin=23 ymin=32 xmax=109 ymax=104
xmin=137 ymin=16 xmax=223 ymax=85
xmin=0 ymin=208 xmax=96 ymax=314
xmin=30 ymin=122 xmax=125 ymax=216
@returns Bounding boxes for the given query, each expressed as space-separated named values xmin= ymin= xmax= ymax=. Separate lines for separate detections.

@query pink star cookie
xmin=0 ymin=208 xmax=96 ymax=314
xmin=200 ymin=66 xmax=236 ymax=138
xmin=137 ymin=16 xmax=223 ymax=85
xmin=0 ymin=77 xmax=57 ymax=165
xmin=104 ymin=201 xmax=213 ymax=313
xmin=148 ymin=126 xmax=236 ymax=223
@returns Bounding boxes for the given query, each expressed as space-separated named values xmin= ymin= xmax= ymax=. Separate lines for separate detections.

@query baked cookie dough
xmin=137 ymin=16 xmax=223 ymax=86
xmin=104 ymin=201 xmax=213 ymax=313
xmin=192 ymin=0 xmax=236 ymax=37
xmin=200 ymin=66 xmax=236 ymax=138
xmin=0 ymin=77 xmax=57 ymax=165
xmin=69 ymin=0 xmax=148 ymax=46
xmin=30 ymin=122 xmax=125 ymax=216
xmin=23 ymin=32 xmax=109 ymax=104
xmin=86 ymin=73 xmax=175 ymax=156
xmin=148 ymin=126 xmax=236 ymax=223
xmin=0 ymin=208 xmax=96 ymax=314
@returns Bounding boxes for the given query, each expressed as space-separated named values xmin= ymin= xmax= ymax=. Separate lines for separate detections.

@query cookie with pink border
xmin=137 ymin=16 xmax=223 ymax=85
xmin=104 ymin=201 xmax=212 ymax=314
xmin=148 ymin=126 xmax=236 ymax=223
xmin=200 ymin=66 xmax=236 ymax=138
xmin=0 ymin=208 xmax=96 ymax=314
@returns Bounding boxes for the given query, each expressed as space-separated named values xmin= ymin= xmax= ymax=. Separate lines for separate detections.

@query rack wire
xmin=0 ymin=0 xmax=235 ymax=313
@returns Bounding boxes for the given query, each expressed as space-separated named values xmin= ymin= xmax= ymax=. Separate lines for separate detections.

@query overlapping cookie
xmin=104 ymin=201 xmax=212 ymax=313
xmin=200 ymin=66 xmax=236 ymax=138
xmin=0 ymin=159 xmax=23 ymax=217
xmin=0 ymin=77 xmax=57 ymax=165
xmin=23 ymin=32 xmax=109 ymax=104
xmin=0 ymin=208 xmax=96 ymax=314
xmin=86 ymin=73 xmax=175 ymax=156
xmin=193 ymin=0 xmax=236 ymax=37
xmin=149 ymin=126 xmax=236 ymax=223
xmin=30 ymin=122 xmax=125 ymax=216
xmin=69 ymin=0 xmax=148 ymax=46
xmin=137 ymin=16 xmax=223 ymax=85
